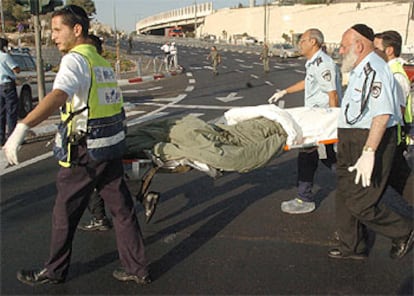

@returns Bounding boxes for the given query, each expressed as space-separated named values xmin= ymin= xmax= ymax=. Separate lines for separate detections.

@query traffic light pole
xmin=33 ymin=4 xmax=46 ymax=101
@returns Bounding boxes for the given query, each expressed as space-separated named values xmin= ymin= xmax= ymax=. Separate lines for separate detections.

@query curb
xmin=118 ymin=68 xmax=184 ymax=86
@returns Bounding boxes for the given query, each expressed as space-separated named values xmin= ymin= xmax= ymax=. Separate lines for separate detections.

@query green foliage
xmin=282 ymin=33 xmax=291 ymax=43
xmin=65 ymin=0 xmax=96 ymax=16
xmin=102 ymin=50 xmax=135 ymax=72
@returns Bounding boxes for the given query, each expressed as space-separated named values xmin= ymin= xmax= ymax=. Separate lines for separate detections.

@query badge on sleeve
xmin=322 ymin=70 xmax=332 ymax=82
xmin=371 ymin=82 xmax=382 ymax=98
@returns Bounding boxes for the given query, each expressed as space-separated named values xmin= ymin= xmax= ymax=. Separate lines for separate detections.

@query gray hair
xmin=307 ymin=28 xmax=324 ymax=47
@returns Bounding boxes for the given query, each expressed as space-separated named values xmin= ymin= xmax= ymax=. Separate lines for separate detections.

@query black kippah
xmin=351 ymin=24 xmax=374 ymax=41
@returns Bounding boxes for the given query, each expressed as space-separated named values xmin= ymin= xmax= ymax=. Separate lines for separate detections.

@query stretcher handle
xmin=283 ymin=138 xmax=338 ymax=151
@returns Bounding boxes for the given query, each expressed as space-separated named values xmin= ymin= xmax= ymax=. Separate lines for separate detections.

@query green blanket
xmin=125 ymin=115 xmax=287 ymax=173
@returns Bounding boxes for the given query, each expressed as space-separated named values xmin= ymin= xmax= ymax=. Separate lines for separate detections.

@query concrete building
xmin=200 ymin=1 xmax=413 ymax=48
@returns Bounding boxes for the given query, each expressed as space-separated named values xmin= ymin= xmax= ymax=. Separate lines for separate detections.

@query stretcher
xmin=123 ymin=105 xmax=340 ymax=223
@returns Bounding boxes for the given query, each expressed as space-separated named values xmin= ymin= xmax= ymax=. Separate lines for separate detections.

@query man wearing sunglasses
xmin=3 ymin=5 xmax=150 ymax=286
xmin=329 ymin=24 xmax=413 ymax=260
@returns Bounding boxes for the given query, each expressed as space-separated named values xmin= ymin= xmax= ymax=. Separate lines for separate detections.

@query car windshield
xmin=282 ymin=44 xmax=294 ymax=49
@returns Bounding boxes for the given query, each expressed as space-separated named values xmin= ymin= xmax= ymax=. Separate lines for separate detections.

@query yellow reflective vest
xmin=390 ymin=60 xmax=412 ymax=145
xmin=54 ymin=44 xmax=125 ymax=167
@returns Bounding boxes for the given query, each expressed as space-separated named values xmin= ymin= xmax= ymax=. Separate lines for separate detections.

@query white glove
xmin=3 ymin=123 xmax=29 ymax=166
xmin=348 ymin=150 xmax=375 ymax=187
xmin=268 ymin=89 xmax=287 ymax=104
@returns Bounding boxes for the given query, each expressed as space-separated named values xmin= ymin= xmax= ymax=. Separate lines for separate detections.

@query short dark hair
xmin=0 ymin=37 xmax=8 ymax=51
xmin=381 ymin=30 xmax=402 ymax=57
xmin=88 ymin=34 xmax=103 ymax=55
xmin=52 ymin=5 xmax=90 ymax=38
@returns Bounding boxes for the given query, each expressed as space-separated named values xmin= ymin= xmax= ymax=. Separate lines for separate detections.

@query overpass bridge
xmin=136 ymin=2 xmax=213 ymax=36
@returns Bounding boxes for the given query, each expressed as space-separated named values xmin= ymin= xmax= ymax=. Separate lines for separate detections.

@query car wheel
xmin=18 ymin=87 xmax=33 ymax=119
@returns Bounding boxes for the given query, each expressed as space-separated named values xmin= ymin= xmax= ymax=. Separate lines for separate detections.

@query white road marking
xmin=216 ymin=92 xmax=243 ymax=102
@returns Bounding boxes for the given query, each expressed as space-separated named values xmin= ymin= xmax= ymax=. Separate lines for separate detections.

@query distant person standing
xmin=0 ymin=37 xmax=20 ymax=146
xmin=169 ymin=42 xmax=178 ymax=70
xmin=160 ymin=41 xmax=171 ymax=71
xmin=207 ymin=46 xmax=221 ymax=75
xmin=260 ymin=43 xmax=270 ymax=73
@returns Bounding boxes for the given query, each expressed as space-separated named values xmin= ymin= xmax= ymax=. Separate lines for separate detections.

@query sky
xmin=93 ymin=0 xmax=248 ymax=33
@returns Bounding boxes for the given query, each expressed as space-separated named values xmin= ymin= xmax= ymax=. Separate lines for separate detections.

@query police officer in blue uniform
xmin=268 ymin=28 xmax=342 ymax=214
xmin=3 ymin=5 xmax=151 ymax=285
xmin=328 ymin=24 xmax=413 ymax=260
xmin=0 ymin=37 xmax=20 ymax=146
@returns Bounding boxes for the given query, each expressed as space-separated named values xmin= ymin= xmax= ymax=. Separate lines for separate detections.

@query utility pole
xmin=113 ymin=0 xmax=120 ymax=78
xmin=263 ymin=0 xmax=268 ymax=43
xmin=0 ymin=0 xmax=5 ymax=34
xmin=32 ymin=0 xmax=45 ymax=100
xmin=194 ymin=0 xmax=197 ymax=37
xmin=405 ymin=0 xmax=413 ymax=45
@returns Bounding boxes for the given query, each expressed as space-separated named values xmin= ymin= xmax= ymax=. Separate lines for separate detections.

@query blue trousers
xmin=0 ymin=81 xmax=18 ymax=145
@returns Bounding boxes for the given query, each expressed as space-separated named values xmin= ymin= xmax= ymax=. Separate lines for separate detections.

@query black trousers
xmin=87 ymin=189 xmax=107 ymax=220
xmin=297 ymin=144 xmax=336 ymax=201
xmin=44 ymin=144 xmax=148 ymax=280
xmin=388 ymin=143 xmax=414 ymax=206
xmin=335 ymin=127 xmax=412 ymax=254
xmin=0 ymin=81 xmax=18 ymax=145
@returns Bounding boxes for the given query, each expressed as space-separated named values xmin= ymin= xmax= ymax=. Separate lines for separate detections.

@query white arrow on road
xmin=216 ymin=92 xmax=243 ymax=103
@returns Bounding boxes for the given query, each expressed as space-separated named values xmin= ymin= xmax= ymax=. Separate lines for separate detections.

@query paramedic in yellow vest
xmin=374 ymin=30 xmax=413 ymax=205
xmin=3 ymin=5 xmax=151 ymax=286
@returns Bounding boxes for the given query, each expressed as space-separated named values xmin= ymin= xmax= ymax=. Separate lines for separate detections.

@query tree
xmin=65 ymin=0 xmax=96 ymax=16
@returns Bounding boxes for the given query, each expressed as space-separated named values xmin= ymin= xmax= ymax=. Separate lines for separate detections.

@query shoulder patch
xmin=322 ymin=70 xmax=332 ymax=82
xmin=316 ymin=57 xmax=323 ymax=66
xmin=371 ymin=82 xmax=382 ymax=98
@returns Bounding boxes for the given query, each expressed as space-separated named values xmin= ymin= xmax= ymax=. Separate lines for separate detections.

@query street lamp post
xmin=0 ymin=0 xmax=5 ymax=34
xmin=263 ymin=0 xmax=268 ymax=43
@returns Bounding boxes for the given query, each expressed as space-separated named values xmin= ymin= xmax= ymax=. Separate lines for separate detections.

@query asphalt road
xmin=1 ymin=40 xmax=413 ymax=295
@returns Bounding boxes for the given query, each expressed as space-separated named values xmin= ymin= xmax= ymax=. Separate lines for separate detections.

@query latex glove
xmin=268 ymin=89 xmax=287 ymax=104
xmin=3 ymin=123 xmax=29 ymax=166
xmin=348 ymin=150 xmax=375 ymax=187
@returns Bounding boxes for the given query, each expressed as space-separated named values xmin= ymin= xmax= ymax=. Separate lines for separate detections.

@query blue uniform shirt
xmin=304 ymin=49 xmax=342 ymax=108
xmin=338 ymin=52 xmax=402 ymax=129
xmin=0 ymin=51 xmax=19 ymax=84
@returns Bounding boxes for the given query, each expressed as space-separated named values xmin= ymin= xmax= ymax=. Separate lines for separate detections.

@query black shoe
xmin=17 ymin=268 xmax=63 ymax=286
xmin=390 ymin=230 xmax=414 ymax=259
xmin=328 ymin=248 xmax=368 ymax=260
xmin=77 ymin=217 xmax=112 ymax=231
xmin=142 ymin=191 xmax=159 ymax=224
xmin=113 ymin=268 xmax=151 ymax=285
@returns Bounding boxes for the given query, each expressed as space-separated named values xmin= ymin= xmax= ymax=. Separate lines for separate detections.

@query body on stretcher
xmin=122 ymin=105 xmax=340 ymax=223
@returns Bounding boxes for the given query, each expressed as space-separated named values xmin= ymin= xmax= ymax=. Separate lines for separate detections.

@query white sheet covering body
xmin=224 ymin=105 xmax=339 ymax=148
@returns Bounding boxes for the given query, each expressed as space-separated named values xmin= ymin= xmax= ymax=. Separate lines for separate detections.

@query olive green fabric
xmin=125 ymin=115 xmax=287 ymax=173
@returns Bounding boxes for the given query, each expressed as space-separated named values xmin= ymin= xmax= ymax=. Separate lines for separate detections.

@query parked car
xmin=244 ymin=36 xmax=258 ymax=45
xmin=11 ymin=50 xmax=55 ymax=118
xmin=270 ymin=43 xmax=300 ymax=58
